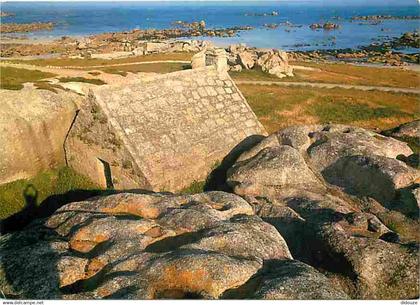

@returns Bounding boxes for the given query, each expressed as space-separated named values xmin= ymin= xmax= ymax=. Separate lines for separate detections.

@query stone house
xmin=66 ymin=52 xmax=266 ymax=191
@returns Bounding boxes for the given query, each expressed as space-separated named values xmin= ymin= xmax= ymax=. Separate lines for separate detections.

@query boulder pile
xmin=394 ymin=31 xmax=420 ymax=49
xmin=0 ymin=122 xmax=418 ymax=300
xmin=226 ymin=123 xmax=419 ymax=299
xmin=226 ymin=44 xmax=294 ymax=78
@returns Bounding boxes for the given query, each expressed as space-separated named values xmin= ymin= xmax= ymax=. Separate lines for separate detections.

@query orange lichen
xmin=101 ymin=197 xmax=162 ymax=219
xmin=144 ymin=226 xmax=164 ymax=238
xmin=85 ymin=257 xmax=107 ymax=278
xmin=152 ymin=265 xmax=215 ymax=298
xmin=69 ymin=231 xmax=110 ymax=253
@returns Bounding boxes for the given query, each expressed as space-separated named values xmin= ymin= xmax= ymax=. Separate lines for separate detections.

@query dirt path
xmin=235 ymin=80 xmax=420 ymax=94
xmin=0 ymin=60 xmax=191 ymax=85
xmin=0 ymin=60 xmax=190 ymax=70
xmin=2 ymin=61 xmax=419 ymax=94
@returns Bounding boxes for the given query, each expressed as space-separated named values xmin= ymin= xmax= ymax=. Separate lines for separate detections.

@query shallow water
xmin=1 ymin=1 xmax=419 ymax=51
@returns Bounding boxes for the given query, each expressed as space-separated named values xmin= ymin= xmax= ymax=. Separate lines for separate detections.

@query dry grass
xmin=33 ymin=81 xmax=67 ymax=93
xmin=239 ymin=84 xmax=419 ymax=133
xmin=231 ymin=62 xmax=420 ymax=89
xmin=58 ymin=77 xmax=106 ymax=85
xmin=0 ymin=66 xmax=56 ymax=90
xmin=291 ymin=61 xmax=420 ymax=89
xmin=99 ymin=62 xmax=191 ymax=76
xmin=9 ymin=53 xmax=194 ymax=68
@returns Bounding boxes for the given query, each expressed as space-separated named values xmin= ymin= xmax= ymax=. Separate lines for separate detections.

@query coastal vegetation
xmin=239 ymin=84 xmax=419 ymax=133
xmin=8 ymin=52 xmax=193 ymax=68
xmin=231 ymin=62 xmax=419 ymax=88
xmin=0 ymin=66 xmax=56 ymax=90
xmin=99 ymin=62 xmax=190 ymax=76
xmin=0 ymin=167 xmax=100 ymax=220
xmin=180 ymin=180 xmax=206 ymax=195
xmin=58 ymin=76 xmax=106 ymax=85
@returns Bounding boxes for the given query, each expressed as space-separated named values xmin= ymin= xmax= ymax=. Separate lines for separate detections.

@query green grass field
xmin=0 ymin=167 xmax=101 ymax=220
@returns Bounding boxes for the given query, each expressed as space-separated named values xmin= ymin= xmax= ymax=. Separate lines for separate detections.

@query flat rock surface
xmin=0 ymin=191 xmax=346 ymax=300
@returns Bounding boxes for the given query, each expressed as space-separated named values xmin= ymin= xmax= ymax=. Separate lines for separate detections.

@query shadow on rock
xmin=205 ymin=134 xmax=265 ymax=192
xmin=0 ymin=223 xmax=62 ymax=299
xmin=0 ymin=187 xmax=163 ymax=234
xmin=221 ymin=259 xmax=349 ymax=299
xmin=0 ymin=188 xmax=111 ymax=234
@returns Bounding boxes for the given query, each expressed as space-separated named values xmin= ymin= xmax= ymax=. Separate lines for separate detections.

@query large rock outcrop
xmin=383 ymin=119 xmax=420 ymax=144
xmin=0 ymin=88 xmax=80 ymax=184
xmin=1 ymin=122 xmax=418 ymax=300
xmin=227 ymin=44 xmax=294 ymax=78
xmin=226 ymin=124 xmax=419 ymax=299
xmin=0 ymin=192 xmax=347 ymax=300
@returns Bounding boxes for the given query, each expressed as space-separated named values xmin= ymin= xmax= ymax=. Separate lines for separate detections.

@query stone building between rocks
xmin=65 ymin=53 xmax=266 ymax=191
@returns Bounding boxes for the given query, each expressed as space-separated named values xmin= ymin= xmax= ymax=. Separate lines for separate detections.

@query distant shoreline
xmin=1 ymin=2 xmax=418 ymax=51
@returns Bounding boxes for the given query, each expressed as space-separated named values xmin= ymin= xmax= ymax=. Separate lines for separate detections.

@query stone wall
xmin=67 ymin=65 xmax=266 ymax=191
xmin=65 ymin=92 xmax=151 ymax=190
xmin=0 ymin=88 xmax=79 ymax=185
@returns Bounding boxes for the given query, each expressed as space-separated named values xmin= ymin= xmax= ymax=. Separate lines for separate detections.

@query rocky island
xmin=245 ymin=11 xmax=279 ymax=17
xmin=0 ymin=22 xmax=54 ymax=33
xmin=310 ymin=22 xmax=340 ymax=30
xmin=351 ymin=15 xmax=420 ymax=21
xmin=0 ymin=11 xmax=14 ymax=18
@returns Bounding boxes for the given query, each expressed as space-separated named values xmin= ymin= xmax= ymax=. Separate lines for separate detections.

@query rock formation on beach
xmin=0 ymin=122 xmax=418 ymax=300
xmin=226 ymin=44 xmax=294 ymax=78
xmin=0 ymin=11 xmax=14 ymax=18
xmin=393 ymin=31 xmax=420 ymax=48
xmin=225 ymin=123 xmax=419 ymax=299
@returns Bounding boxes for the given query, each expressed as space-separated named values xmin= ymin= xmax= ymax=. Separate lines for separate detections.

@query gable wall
xmin=73 ymin=66 xmax=266 ymax=191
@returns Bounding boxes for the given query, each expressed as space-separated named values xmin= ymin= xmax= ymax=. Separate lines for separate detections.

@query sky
xmin=0 ymin=0 xmax=417 ymax=2
xmin=1 ymin=0 xmax=418 ymax=4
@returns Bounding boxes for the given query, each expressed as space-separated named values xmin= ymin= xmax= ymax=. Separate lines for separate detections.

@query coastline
xmin=1 ymin=23 xmax=418 ymax=65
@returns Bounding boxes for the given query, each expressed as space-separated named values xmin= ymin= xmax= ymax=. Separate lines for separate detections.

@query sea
xmin=1 ymin=1 xmax=419 ymax=52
